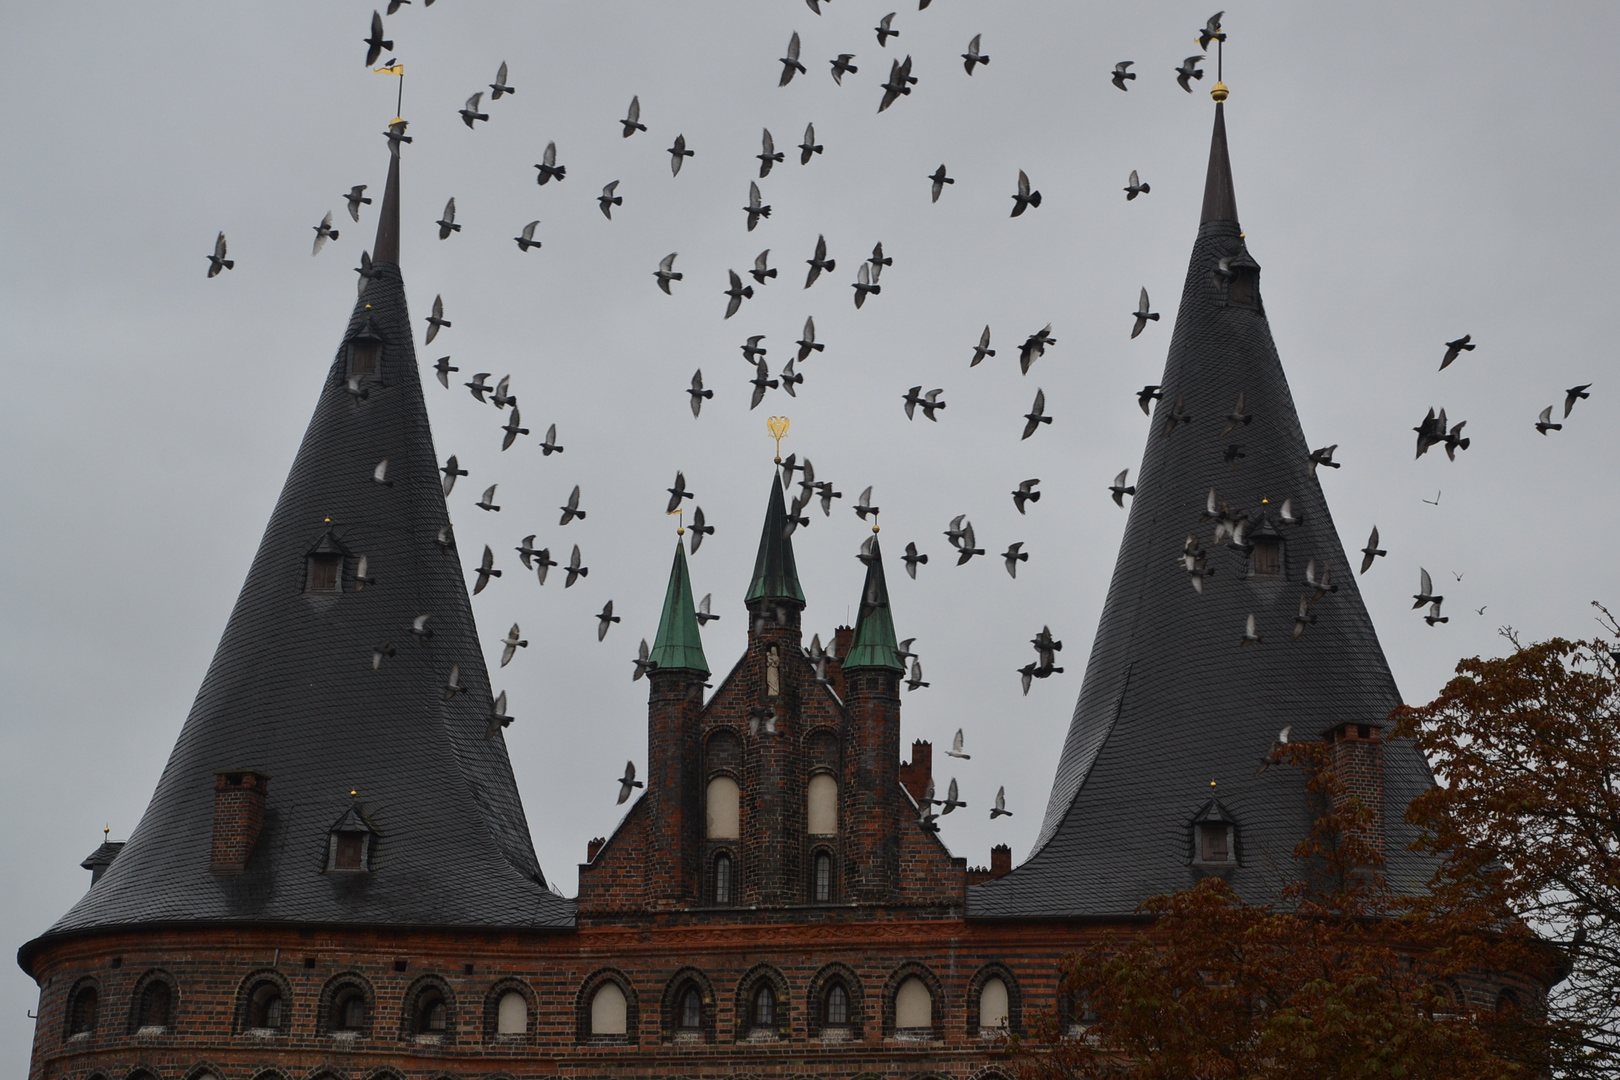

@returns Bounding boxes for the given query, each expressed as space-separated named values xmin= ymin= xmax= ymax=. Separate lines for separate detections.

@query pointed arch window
xmin=752 ymin=984 xmax=776 ymax=1028
xmin=825 ymin=982 xmax=849 ymax=1026
xmin=680 ymin=986 xmax=702 ymax=1030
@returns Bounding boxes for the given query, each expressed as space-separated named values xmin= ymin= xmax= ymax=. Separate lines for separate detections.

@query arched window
xmin=752 ymin=984 xmax=776 ymax=1028
xmin=978 ymin=977 xmax=1009 ymax=1031
xmin=138 ymin=980 xmax=172 ymax=1031
xmin=825 ymin=982 xmax=849 ymax=1026
xmin=680 ymin=987 xmax=702 ymax=1030
xmin=706 ymin=776 xmax=739 ymax=839
xmin=590 ymin=982 xmax=627 ymax=1036
xmin=414 ymin=988 xmax=448 ymax=1035
xmin=895 ymin=976 xmax=931 ymax=1030
xmin=496 ymin=991 xmax=527 ymax=1036
xmin=248 ymin=981 xmax=284 ymax=1031
xmin=807 ymin=774 xmax=838 ymax=835
xmin=331 ymin=985 xmax=367 ymax=1033
xmin=67 ymin=984 xmax=98 ymax=1036
xmin=812 ymin=850 xmax=833 ymax=902
xmin=713 ymin=852 xmax=734 ymax=904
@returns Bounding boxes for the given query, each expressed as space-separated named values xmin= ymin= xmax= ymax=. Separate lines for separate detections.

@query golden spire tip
xmin=1211 ymin=81 xmax=1229 ymax=102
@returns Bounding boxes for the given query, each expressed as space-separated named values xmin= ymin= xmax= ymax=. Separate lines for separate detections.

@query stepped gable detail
xmin=969 ymin=101 xmax=1438 ymax=920
xmin=27 ymin=146 xmax=572 ymax=948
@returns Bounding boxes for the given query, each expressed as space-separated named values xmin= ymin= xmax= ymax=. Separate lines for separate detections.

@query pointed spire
xmin=372 ymin=136 xmax=402 ymax=264
xmin=844 ymin=537 xmax=904 ymax=671
xmin=1200 ymin=101 xmax=1239 ymax=225
xmin=648 ymin=540 xmax=708 ymax=674
xmin=744 ymin=473 xmax=805 ymax=606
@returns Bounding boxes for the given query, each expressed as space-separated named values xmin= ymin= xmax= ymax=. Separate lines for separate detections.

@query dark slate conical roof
xmin=744 ymin=473 xmax=805 ymax=606
xmin=844 ymin=536 xmax=904 ymax=671
xmin=649 ymin=540 xmax=708 ymax=674
xmin=969 ymin=102 xmax=1435 ymax=919
xmin=27 ymin=146 xmax=572 ymax=954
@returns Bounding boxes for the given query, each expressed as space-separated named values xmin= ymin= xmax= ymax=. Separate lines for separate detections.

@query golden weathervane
xmin=767 ymin=416 xmax=790 ymax=463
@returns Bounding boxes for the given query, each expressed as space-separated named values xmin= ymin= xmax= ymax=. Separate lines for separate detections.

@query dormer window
xmin=346 ymin=319 xmax=383 ymax=378
xmin=326 ymin=804 xmax=377 ymax=873
xmin=305 ymin=532 xmax=347 ymax=594
xmin=1190 ymin=799 xmax=1239 ymax=867
xmin=1251 ymin=538 xmax=1281 ymax=576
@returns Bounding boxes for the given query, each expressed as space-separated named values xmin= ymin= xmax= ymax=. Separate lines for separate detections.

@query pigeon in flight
xmin=962 ymin=34 xmax=989 ymax=74
xmin=1111 ymin=61 xmax=1136 ymax=90
xmin=854 ymin=486 xmax=879 ymax=523
xmin=757 ymin=128 xmax=784 ymax=178
xmin=513 ymin=220 xmax=542 ymax=251
xmin=1124 ymin=170 xmax=1151 ymax=200
xmin=364 ymin=11 xmax=392 ymax=67
xmin=688 ymin=370 xmax=712 ymax=416
xmin=1018 ymin=325 xmax=1056 ymax=373
xmin=779 ymin=31 xmax=807 ymax=85
xmin=1176 ymin=55 xmax=1206 ymax=92
xmin=1439 ymin=334 xmax=1474 ymax=371
xmin=799 ymin=123 xmax=823 ymax=164
xmin=689 ymin=506 xmax=714 ymax=553
xmin=442 ymin=663 xmax=468 ymax=701
xmin=539 ymin=423 xmax=563 ymax=456
xmin=344 ymin=185 xmax=372 ymax=221
xmin=853 ymin=262 xmax=881 ymax=308
xmin=435 ymin=197 xmax=461 ymax=239
xmin=616 ymin=761 xmax=644 ymax=804
xmin=459 ymin=93 xmax=489 ymax=129
xmin=440 ymin=455 xmax=467 ymax=496
xmin=312 ymin=212 xmax=340 ymax=255
xmin=1442 ymin=418 xmax=1470 ymax=460
xmin=620 ymin=96 xmax=646 ymax=137
xmin=1412 ymin=568 xmax=1443 ymax=609
xmin=902 ymin=386 xmax=945 ymax=421
xmin=425 ymin=295 xmax=450 ymax=343
xmin=500 ymin=624 xmax=528 ymax=667
xmin=667 ymin=134 xmax=693 ymax=176
xmin=749 ymin=360 xmax=779 ymax=409
xmin=779 ymin=358 xmax=803 ymax=397
xmin=564 ymin=545 xmax=588 ymax=587
xmin=488 ymin=61 xmax=515 ymax=99
xmin=559 ymin=485 xmax=585 ymax=526
xmin=1138 ymin=385 xmax=1163 ymax=414
xmin=797 ymin=317 xmax=824 ymax=360
xmin=952 ymin=521 xmax=985 ymax=564
xmin=724 ymin=270 xmax=755 ymax=319
xmin=597 ymin=181 xmax=623 ymax=220
xmin=875 ymin=12 xmax=898 ymax=45
xmin=805 ymin=234 xmax=836 ymax=287
xmin=632 ymin=639 xmax=658 ymax=681
xmin=751 ymin=250 xmax=778 ymax=285
xmin=946 ymin=728 xmax=971 ymax=759
xmin=1240 ymin=612 xmax=1262 ymax=647
xmin=1535 ymin=405 xmax=1563 ymax=435
xmin=929 ymin=164 xmax=955 ymax=203
xmin=1564 ymin=384 xmax=1592 ymax=417
xmin=878 ymin=55 xmax=916 ymax=112
xmin=500 ymin=407 xmax=529 ymax=451
xmin=483 ymin=691 xmax=514 ymax=740
xmin=1160 ymin=394 xmax=1193 ymax=438
xmin=1308 ymin=444 xmax=1340 ymax=476
xmin=870 ymin=241 xmax=892 ymax=279
xmin=1291 ymin=596 xmax=1318 ymax=642
xmin=205 ymin=232 xmax=233 ymax=278
xmin=1109 ymin=470 xmax=1135 ymax=507
xmin=1010 ymin=170 xmax=1042 ymax=216
xmin=696 ymin=593 xmax=719 ymax=625
xmin=491 ymin=375 xmax=516 ymax=410
xmin=534 ymin=141 xmax=566 ymax=185
xmin=813 ymin=481 xmax=842 ymax=516
xmin=830 ymin=53 xmax=858 ymax=84
xmin=1021 ymin=389 xmax=1052 ymax=439
xmin=473 ymin=545 xmax=502 ymax=595
xmin=1278 ymin=498 xmax=1305 ymax=526
xmin=1002 ymin=542 xmax=1029 ymax=578
xmin=371 ymin=458 xmax=393 ymax=488
xmin=655 ymin=252 xmax=682 ymax=294
xmin=1130 ymin=288 xmax=1159 ymax=337
xmin=902 ymin=542 xmax=927 ymax=578
xmin=1182 ymin=536 xmax=1215 ymax=594
xmin=940 ymin=777 xmax=966 ymax=815
xmin=990 ymin=786 xmax=1012 ymax=818
xmin=1199 ymin=10 xmax=1227 ymax=49
xmin=596 ymin=601 xmax=621 ymax=641
xmin=515 ymin=535 xmax=545 ymax=572
xmin=1012 ymin=478 xmax=1041 ymax=514
xmin=370 ymin=641 xmax=396 ymax=672
xmin=666 ymin=471 xmax=693 ymax=514
xmin=1413 ymin=407 xmax=1447 ymax=458
xmin=743 ymin=182 xmax=772 ymax=231
xmin=905 ymin=658 xmax=930 ymax=691
xmin=1425 ymin=599 xmax=1449 ymax=626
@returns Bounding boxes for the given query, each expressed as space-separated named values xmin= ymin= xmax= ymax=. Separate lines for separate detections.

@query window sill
xmin=817 ymin=1026 xmax=854 ymax=1043
xmin=743 ymin=1028 xmax=780 ymax=1044
xmin=413 ymin=1033 xmax=444 ymax=1045
xmin=330 ymin=1030 xmax=363 ymax=1041
xmin=245 ymin=1027 xmax=281 ymax=1039
xmin=135 ymin=1025 xmax=170 ymax=1038
xmin=892 ymin=1027 xmax=936 ymax=1043
xmin=672 ymin=1029 xmax=706 ymax=1045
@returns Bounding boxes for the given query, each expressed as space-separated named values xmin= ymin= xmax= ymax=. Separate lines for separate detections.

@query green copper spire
xmin=744 ymin=473 xmax=805 ymax=606
xmin=648 ymin=540 xmax=709 ymax=674
xmin=844 ymin=536 xmax=904 ymax=670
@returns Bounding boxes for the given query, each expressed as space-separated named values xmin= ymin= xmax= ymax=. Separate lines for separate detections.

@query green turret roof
xmin=844 ymin=536 xmax=904 ymax=671
xmin=648 ymin=540 xmax=709 ymax=674
xmin=744 ymin=473 xmax=805 ymax=606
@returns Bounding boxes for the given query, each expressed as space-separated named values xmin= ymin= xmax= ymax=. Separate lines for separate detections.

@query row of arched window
xmin=63 ymin=963 xmax=1018 ymax=1045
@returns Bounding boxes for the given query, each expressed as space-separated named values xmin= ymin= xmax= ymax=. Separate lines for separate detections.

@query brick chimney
xmin=586 ymin=837 xmax=606 ymax=863
xmin=898 ymin=740 xmax=933 ymax=805
xmin=1323 ymin=723 xmax=1384 ymax=857
xmin=966 ymin=844 xmax=1014 ymax=887
xmin=828 ymin=625 xmax=854 ymax=699
xmin=211 ymin=770 xmax=270 ymax=874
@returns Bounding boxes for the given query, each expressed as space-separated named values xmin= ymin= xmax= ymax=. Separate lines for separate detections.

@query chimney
xmin=211 ymin=770 xmax=270 ymax=874
xmin=827 ymin=624 xmax=853 ymax=699
xmin=586 ymin=837 xmax=606 ymax=863
xmin=1322 ymin=723 xmax=1384 ymax=857
xmin=80 ymin=840 xmax=125 ymax=886
xmin=898 ymin=740 xmax=933 ymax=805
xmin=990 ymin=843 xmax=1012 ymax=877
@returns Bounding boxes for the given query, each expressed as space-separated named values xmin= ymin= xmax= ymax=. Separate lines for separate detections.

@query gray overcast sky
xmin=3 ymin=0 xmax=1617 ymax=1066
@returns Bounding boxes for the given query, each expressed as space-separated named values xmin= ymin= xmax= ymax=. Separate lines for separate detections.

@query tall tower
xmin=972 ymin=95 xmax=1437 ymax=919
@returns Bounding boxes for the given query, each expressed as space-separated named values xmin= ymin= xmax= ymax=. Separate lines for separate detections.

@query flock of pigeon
xmin=198 ymin=7 xmax=1595 ymax=820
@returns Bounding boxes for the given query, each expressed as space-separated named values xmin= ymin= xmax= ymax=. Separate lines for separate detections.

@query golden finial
xmin=103 ymin=825 xmax=110 ymax=841
xmin=349 ymin=789 xmax=358 ymax=798
xmin=670 ymin=508 xmax=685 ymax=536
xmin=1210 ymin=779 xmax=1218 ymax=788
xmin=766 ymin=416 xmax=790 ymax=463
xmin=1211 ymin=81 xmax=1229 ymax=102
